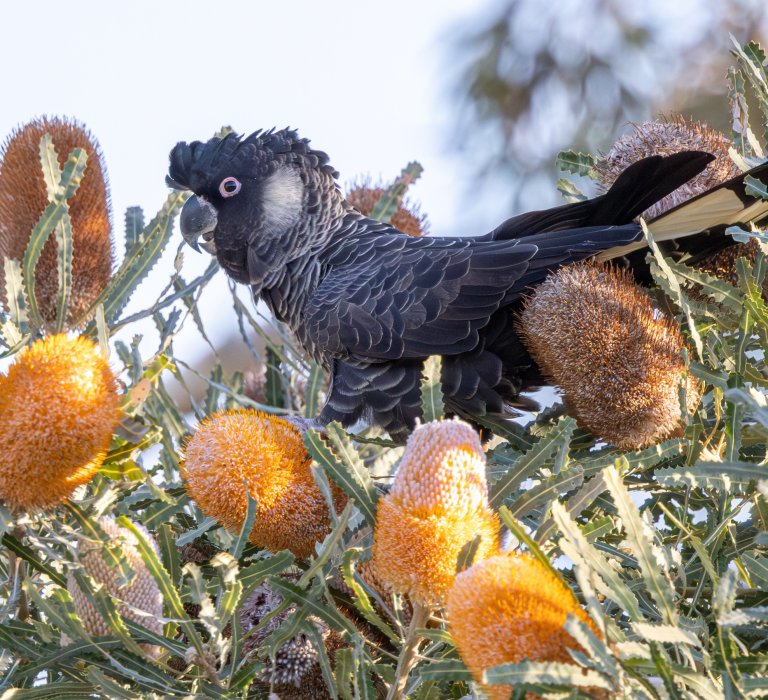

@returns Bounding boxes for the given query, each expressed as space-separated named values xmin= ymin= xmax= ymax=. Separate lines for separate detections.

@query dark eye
xmin=219 ymin=177 xmax=241 ymax=198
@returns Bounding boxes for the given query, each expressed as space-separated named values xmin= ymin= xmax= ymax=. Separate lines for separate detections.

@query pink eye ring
xmin=219 ymin=177 xmax=241 ymax=197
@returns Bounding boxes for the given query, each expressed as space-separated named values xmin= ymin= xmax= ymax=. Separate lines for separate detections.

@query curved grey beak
xmin=180 ymin=196 xmax=218 ymax=254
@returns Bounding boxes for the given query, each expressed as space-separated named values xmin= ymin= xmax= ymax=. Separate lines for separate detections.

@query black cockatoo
xmin=167 ymin=128 xmax=768 ymax=441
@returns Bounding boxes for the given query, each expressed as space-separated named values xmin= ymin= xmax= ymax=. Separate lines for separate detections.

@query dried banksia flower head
xmin=182 ymin=410 xmax=345 ymax=558
xmin=241 ymin=579 xmax=342 ymax=699
xmin=595 ymin=115 xmax=764 ymax=294
xmin=371 ymin=419 xmax=500 ymax=606
xmin=446 ymin=553 xmax=596 ymax=700
xmin=520 ymin=262 xmax=699 ymax=449
xmin=0 ymin=116 xmax=114 ymax=326
xmin=0 ymin=335 xmax=120 ymax=510
xmin=65 ymin=517 xmax=163 ymax=656
xmin=595 ymin=115 xmax=740 ymax=220
xmin=346 ymin=175 xmax=429 ymax=237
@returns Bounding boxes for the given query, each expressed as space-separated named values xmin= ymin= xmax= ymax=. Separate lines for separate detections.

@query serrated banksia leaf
xmin=520 ymin=262 xmax=699 ymax=449
xmin=0 ymin=116 xmax=114 ymax=326
xmin=0 ymin=334 xmax=120 ymax=510
xmin=371 ymin=419 xmax=499 ymax=606
xmin=65 ymin=517 xmax=163 ymax=656
xmin=446 ymin=553 xmax=597 ymax=700
xmin=182 ymin=410 xmax=345 ymax=558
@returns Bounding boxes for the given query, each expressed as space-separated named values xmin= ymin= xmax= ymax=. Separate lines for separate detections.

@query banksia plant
xmin=65 ymin=517 xmax=163 ymax=656
xmin=595 ymin=115 xmax=740 ymax=220
xmin=0 ymin=334 xmax=120 ymax=510
xmin=346 ymin=175 xmax=429 ymax=237
xmin=371 ymin=419 xmax=499 ymax=607
xmin=520 ymin=261 xmax=699 ymax=449
xmin=0 ymin=116 xmax=114 ymax=326
xmin=446 ymin=553 xmax=596 ymax=700
xmin=181 ymin=410 xmax=345 ymax=558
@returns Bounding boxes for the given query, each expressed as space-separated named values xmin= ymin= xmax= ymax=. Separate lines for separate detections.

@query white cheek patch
xmin=261 ymin=167 xmax=304 ymax=232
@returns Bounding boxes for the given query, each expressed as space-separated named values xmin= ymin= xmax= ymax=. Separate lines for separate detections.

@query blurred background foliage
xmin=451 ymin=0 xmax=768 ymax=214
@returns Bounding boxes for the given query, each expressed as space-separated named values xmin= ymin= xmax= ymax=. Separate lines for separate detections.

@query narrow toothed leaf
xmin=420 ymin=355 xmax=444 ymax=422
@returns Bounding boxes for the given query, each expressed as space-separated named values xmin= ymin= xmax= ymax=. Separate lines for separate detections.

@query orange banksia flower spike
xmin=0 ymin=116 xmax=114 ymax=327
xmin=371 ymin=419 xmax=500 ymax=607
xmin=346 ymin=175 xmax=429 ymax=237
xmin=182 ymin=409 xmax=345 ymax=558
xmin=446 ymin=553 xmax=597 ymax=700
xmin=0 ymin=334 xmax=120 ymax=510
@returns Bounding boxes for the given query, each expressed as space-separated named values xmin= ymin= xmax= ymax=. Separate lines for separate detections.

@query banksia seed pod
xmin=446 ymin=553 xmax=596 ymax=700
xmin=595 ymin=115 xmax=740 ymax=220
xmin=346 ymin=176 xmax=429 ymax=237
xmin=182 ymin=410 xmax=345 ymax=558
xmin=0 ymin=116 xmax=114 ymax=326
xmin=66 ymin=517 xmax=163 ymax=656
xmin=0 ymin=334 xmax=120 ymax=510
xmin=241 ymin=579 xmax=343 ymax=699
xmin=520 ymin=262 xmax=699 ymax=450
xmin=371 ymin=419 xmax=500 ymax=606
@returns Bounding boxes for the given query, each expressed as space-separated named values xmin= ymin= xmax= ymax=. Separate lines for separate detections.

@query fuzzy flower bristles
xmin=371 ymin=419 xmax=499 ymax=607
xmin=0 ymin=334 xmax=120 ymax=510
xmin=346 ymin=175 xmax=429 ymax=237
xmin=0 ymin=116 xmax=114 ymax=327
xmin=520 ymin=261 xmax=699 ymax=450
xmin=446 ymin=553 xmax=597 ymax=700
xmin=65 ymin=517 xmax=163 ymax=656
xmin=595 ymin=115 xmax=740 ymax=221
xmin=181 ymin=410 xmax=345 ymax=558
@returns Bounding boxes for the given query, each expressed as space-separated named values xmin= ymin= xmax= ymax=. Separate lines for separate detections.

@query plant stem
xmin=386 ymin=602 xmax=430 ymax=700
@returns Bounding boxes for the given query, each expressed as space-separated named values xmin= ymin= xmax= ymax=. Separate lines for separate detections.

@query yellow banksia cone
xmin=371 ymin=419 xmax=499 ymax=607
xmin=0 ymin=335 xmax=120 ymax=510
xmin=0 ymin=116 xmax=114 ymax=327
xmin=346 ymin=176 xmax=428 ymax=237
xmin=520 ymin=261 xmax=700 ymax=450
xmin=66 ymin=517 xmax=163 ymax=656
xmin=446 ymin=553 xmax=597 ymax=700
xmin=181 ymin=410 xmax=345 ymax=558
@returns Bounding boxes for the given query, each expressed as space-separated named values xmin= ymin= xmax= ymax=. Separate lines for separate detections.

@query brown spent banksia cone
xmin=520 ymin=261 xmax=700 ymax=450
xmin=446 ymin=553 xmax=599 ymax=700
xmin=596 ymin=115 xmax=764 ymax=292
xmin=181 ymin=409 xmax=346 ymax=558
xmin=0 ymin=334 xmax=120 ymax=511
xmin=371 ymin=419 xmax=500 ymax=607
xmin=595 ymin=115 xmax=741 ymax=220
xmin=346 ymin=175 xmax=429 ymax=237
xmin=65 ymin=517 xmax=164 ymax=657
xmin=0 ymin=116 xmax=114 ymax=327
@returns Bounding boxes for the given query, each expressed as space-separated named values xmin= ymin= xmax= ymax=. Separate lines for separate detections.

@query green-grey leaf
xmin=604 ymin=466 xmax=677 ymax=624
xmin=556 ymin=150 xmax=597 ymax=178
xmin=304 ymin=424 xmax=378 ymax=527
xmin=489 ymin=416 xmax=576 ymax=507
xmin=420 ymin=355 xmax=444 ymax=422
